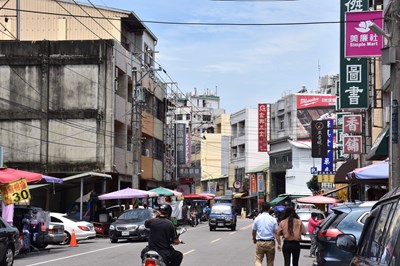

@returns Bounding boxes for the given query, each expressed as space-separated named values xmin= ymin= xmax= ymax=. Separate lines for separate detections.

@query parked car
xmin=108 ymin=208 xmax=154 ymax=243
xmin=47 ymin=223 xmax=67 ymax=245
xmin=208 ymin=203 xmax=237 ymax=231
xmin=49 ymin=212 xmax=96 ymax=245
xmin=8 ymin=205 xmax=49 ymax=249
xmin=315 ymin=201 xmax=376 ymax=266
xmin=0 ymin=216 xmax=19 ymax=266
xmin=336 ymin=187 xmax=400 ymax=266
xmin=296 ymin=208 xmax=325 ymax=244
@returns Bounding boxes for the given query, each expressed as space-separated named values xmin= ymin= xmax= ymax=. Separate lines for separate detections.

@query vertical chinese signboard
xmin=312 ymin=120 xmax=328 ymax=158
xmin=343 ymin=135 xmax=363 ymax=154
xmin=343 ymin=114 xmax=362 ymax=133
xmin=339 ymin=0 xmax=369 ymax=109
xmin=258 ymin=104 xmax=268 ymax=152
xmin=321 ymin=120 xmax=334 ymax=172
xmin=176 ymin=123 xmax=186 ymax=164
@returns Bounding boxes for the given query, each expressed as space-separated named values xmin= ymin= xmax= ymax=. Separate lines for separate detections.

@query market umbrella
xmin=347 ymin=161 xmax=389 ymax=180
xmin=0 ymin=167 xmax=56 ymax=184
xmin=296 ymin=195 xmax=341 ymax=204
xmin=149 ymin=187 xmax=182 ymax=197
xmin=98 ymin=187 xmax=158 ymax=200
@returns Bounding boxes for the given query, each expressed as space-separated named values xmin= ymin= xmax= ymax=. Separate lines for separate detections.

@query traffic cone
xmin=69 ymin=229 xmax=78 ymax=247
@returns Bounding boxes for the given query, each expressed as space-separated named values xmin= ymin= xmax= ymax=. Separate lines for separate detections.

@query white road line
xmin=25 ymin=244 xmax=131 ymax=266
xmin=229 ymin=231 xmax=237 ymax=235
xmin=183 ymin=249 xmax=196 ymax=256
xmin=210 ymin=238 xmax=221 ymax=243
xmin=240 ymin=224 xmax=253 ymax=230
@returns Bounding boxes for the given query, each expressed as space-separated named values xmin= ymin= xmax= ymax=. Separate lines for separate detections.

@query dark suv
xmin=208 ymin=203 xmax=237 ymax=231
xmin=315 ymin=201 xmax=376 ymax=266
xmin=336 ymin=187 xmax=400 ymax=266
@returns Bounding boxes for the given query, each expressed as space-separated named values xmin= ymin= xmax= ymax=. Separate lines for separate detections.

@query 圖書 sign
xmin=0 ymin=178 xmax=31 ymax=205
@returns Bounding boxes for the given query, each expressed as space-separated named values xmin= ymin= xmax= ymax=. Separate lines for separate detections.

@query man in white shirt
xmin=252 ymin=202 xmax=279 ymax=266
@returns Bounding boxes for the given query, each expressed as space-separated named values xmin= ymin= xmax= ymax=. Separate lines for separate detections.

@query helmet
xmin=158 ymin=203 xmax=172 ymax=217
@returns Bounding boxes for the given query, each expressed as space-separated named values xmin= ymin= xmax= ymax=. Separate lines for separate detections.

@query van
xmin=336 ymin=187 xmax=400 ymax=265
xmin=208 ymin=203 xmax=237 ymax=231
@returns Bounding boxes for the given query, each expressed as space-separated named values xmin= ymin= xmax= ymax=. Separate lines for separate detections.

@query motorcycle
xmin=246 ymin=209 xmax=259 ymax=220
xmin=142 ymin=227 xmax=187 ymax=266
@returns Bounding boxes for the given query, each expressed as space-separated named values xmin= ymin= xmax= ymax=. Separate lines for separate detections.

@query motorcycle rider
xmin=141 ymin=203 xmax=183 ymax=266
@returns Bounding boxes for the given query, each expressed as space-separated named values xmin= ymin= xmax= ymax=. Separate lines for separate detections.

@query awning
xmin=366 ymin=127 xmax=389 ymax=161
xmin=334 ymin=159 xmax=358 ymax=183
xmin=270 ymin=195 xmax=288 ymax=205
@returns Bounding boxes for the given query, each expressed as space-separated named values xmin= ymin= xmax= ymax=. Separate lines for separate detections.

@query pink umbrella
xmin=296 ymin=195 xmax=341 ymax=204
xmin=0 ymin=168 xmax=44 ymax=184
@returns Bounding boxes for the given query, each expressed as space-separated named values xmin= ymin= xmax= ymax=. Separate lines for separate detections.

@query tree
xmin=307 ymin=175 xmax=320 ymax=195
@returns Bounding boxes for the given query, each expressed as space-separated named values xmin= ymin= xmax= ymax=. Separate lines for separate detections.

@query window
xmin=186 ymin=114 xmax=191 ymax=120
xmin=176 ymin=114 xmax=183 ymax=120
xmin=278 ymin=115 xmax=284 ymax=130
xmin=203 ymin=115 xmax=211 ymax=122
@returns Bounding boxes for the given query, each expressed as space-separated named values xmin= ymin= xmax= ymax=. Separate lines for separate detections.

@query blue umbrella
xmin=347 ymin=161 xmax=388 ymax=180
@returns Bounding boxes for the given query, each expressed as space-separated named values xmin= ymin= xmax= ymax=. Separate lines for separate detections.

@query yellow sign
xmin=317 ymin=174 xmax=335 ymax=183
xmin=1 ymin=178 xmax=31 ymax=205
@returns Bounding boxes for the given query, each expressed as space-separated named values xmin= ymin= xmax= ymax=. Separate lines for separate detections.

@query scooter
xmin=142 ymin=227 xmax=187 ymax=266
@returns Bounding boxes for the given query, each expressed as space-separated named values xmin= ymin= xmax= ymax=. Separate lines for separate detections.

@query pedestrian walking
xmin=308 ymin=212 xmax=323 ymax=257
xmin=276 ymin=206 xmax=307 ymax=266
xmin=252 ymin=202 xmax=279 ymax=266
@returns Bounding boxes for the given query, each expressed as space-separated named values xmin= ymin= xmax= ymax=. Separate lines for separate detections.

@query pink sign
xmin=343 ymin=136 xmax=362 ymax=154
xmin=345 ymin=11 xmax=383 ymax=57
xmin=343 ymin=115 xmax=362 ymax=134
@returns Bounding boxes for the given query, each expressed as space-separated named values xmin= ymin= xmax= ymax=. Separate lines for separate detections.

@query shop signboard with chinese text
xmin=321 ymin=120 xmax=334 ymax=172
xmin=312 ymin=120 xmax=328 ymax=158
xmin=339 ymin=0 xmax=369 ymax=109
xmin=345 ymin=11 xmax=383 ymax=57
xmin=258 ymin=104 xmax=268 ymax=152
xmin=343 ymin=135 xmax=363 ymax=154
xmin=343 ymin=114 xmax=363 ymax=133
xmin=0 ymin=178 xmax=31 ymax=205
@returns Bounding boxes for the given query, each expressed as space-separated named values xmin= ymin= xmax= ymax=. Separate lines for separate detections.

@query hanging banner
xmin=311 ymin=120 xmax=328 ymax=158
xmin=258 ymin=104 xmax=268 ymax=152
xmin=1 ymin=178 xmax=31 ymax=206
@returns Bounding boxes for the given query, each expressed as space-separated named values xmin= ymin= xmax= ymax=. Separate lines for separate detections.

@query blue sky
xmin=87 ymin=0 xmax=340 ymax=114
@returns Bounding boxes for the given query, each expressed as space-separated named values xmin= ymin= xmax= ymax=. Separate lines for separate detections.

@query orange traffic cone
xmin=69 ymin=229 xmax=78 ymax=247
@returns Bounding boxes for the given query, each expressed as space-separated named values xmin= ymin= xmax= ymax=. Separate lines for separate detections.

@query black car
xmin=208 ymin=203 xmax=237 ymax=231
xmin=108 ymin=208 xmax=154 ymax=243
xmin=315 ymin=201 xmax=376 ymax=266
xmin=0 ymin=216 xmax=20 ymax=266
xmin=336 ymin=187 xmax=400 ymax=266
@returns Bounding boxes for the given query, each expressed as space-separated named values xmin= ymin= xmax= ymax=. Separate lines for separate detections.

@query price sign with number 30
xmin=1 ymin=178 xmax=31 ymax=205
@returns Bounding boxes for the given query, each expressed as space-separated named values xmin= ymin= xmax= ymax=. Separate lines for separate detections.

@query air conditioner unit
xmin=145 ymin=149 xmax=150 ymax=157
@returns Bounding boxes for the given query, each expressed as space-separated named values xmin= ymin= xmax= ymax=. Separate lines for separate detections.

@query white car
xmin=50 ymin=212 xmax=96 ymax=245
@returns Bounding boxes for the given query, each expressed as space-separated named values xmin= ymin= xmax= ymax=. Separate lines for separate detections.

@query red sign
xmin=343 ymin=115 xmax=362 ymax=133
xmin=258 ymin=104 xmax=268 ymax=152
xmin=343 ymin=136 xmax=363 ymax=154
xmin=296 ymin=95 xmax=336 ymax=109
xmin=250 ymin=174 xmax=257 ymax=194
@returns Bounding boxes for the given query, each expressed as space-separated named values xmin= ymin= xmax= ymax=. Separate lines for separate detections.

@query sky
xmin=87 ymin=0 xmax=340 ymax=114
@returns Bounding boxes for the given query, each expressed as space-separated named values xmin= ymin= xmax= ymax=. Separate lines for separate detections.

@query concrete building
xmin=269 ymin=90 xmax=336 ymax=199
xmin=0 ymin=0 xmax=169 ymax=212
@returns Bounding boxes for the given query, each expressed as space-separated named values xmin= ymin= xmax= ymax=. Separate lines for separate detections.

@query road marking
xmin=229 ymin=231 xmax=237 ymax=235
xmin=25 ymin=244 xmax=131 ymax=266
xmin=183 ymin=249 xmax=195 ymax=256
xmin=240 ymin=224 xmax=253 ymax=230
xmin=210 ymin=238 xmax=221 ymax=243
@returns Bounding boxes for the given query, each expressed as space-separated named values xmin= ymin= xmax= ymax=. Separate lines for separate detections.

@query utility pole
xmin=390 ymin=0 xmax=400 ymax=189
xmin=132 ymin=68 xmax=141 ymax=189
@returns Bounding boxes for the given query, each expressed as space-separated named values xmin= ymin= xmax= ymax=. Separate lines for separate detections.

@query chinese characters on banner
xmin=336 ymin=112 xmax=351 ymax=160
xmin=339 ymin=0 xmax=369 ymax=109
xmin=0 ymin=178 xmax=31 ymax=205
xmin=345 ymin=11 xmax=383 ymax=58
xmin=321 ymin=120 xmax=334 ymax=171
xmin=311 ymin=120 xmax=328 ymax=158
xmin=343 ymin=135 xmax=363 ymax=154
xmin=343 ymin=115 xmax=362 ymax=133
xmin=258 ymin=104 xmax=268 ymax=152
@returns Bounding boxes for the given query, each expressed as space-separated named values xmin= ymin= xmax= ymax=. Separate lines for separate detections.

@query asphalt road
xmin=14 ymin=217 xmax=316 ymax=266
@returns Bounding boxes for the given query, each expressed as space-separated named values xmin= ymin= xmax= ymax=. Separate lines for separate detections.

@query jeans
xmin=282 ymin=240 xmax=301 ymax=266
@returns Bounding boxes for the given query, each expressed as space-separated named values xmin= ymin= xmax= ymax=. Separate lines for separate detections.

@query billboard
xmin=258 ymin=104 xmax=268 ymax=152
xmin=296 ymin=94 xmax=336 ymax=140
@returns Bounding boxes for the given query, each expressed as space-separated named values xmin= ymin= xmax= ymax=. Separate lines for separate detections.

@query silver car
xmin=296 ymin=208 xmax=325 ymax=243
